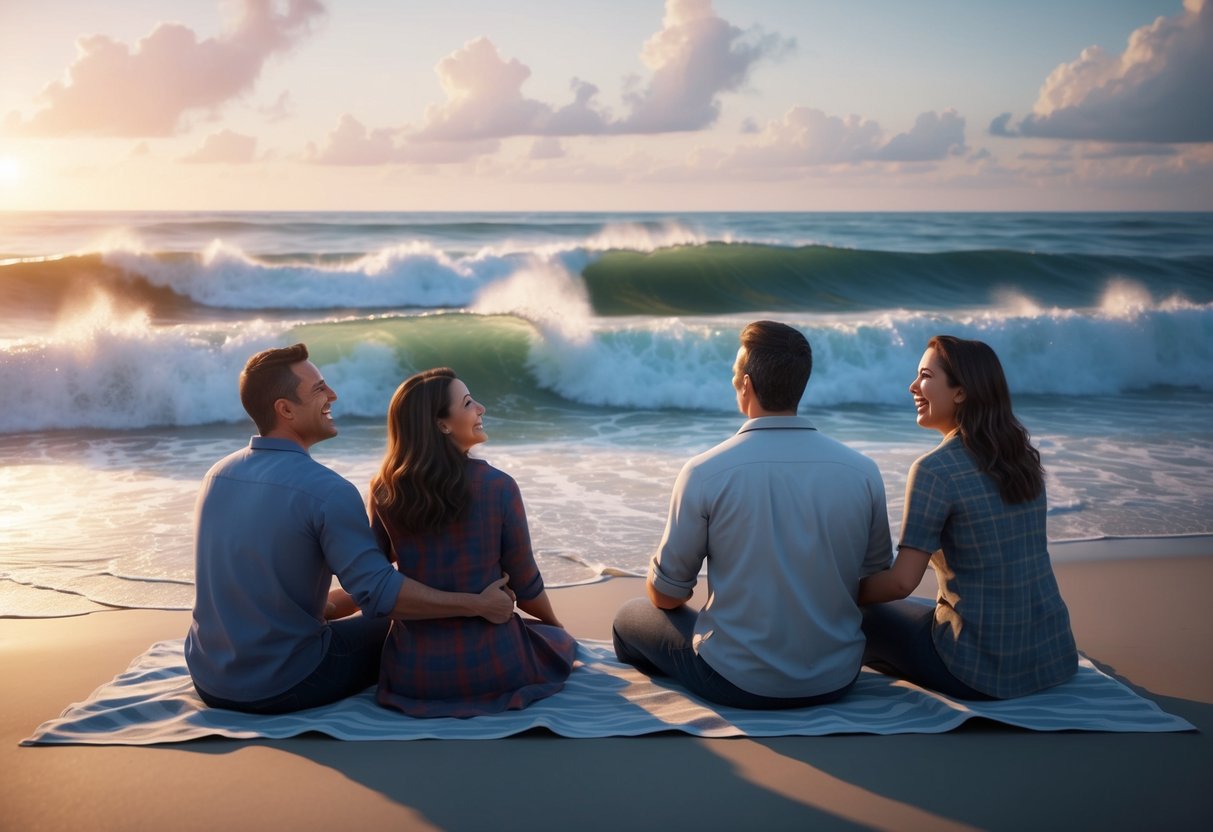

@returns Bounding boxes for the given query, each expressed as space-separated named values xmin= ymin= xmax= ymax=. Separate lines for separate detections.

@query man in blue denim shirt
xmin=185 ymin=343 xmax=515 ymax=714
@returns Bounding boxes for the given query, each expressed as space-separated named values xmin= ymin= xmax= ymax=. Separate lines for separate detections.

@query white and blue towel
xmin=22 ymin=639 xmax=1194 ymax=745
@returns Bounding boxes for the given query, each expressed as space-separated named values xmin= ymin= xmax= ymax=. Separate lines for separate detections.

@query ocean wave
xmin=4 ymin=240 xmax=1210 ymax=329
xmin=581 ymin=243 xmax=1213 ymax=314
xmin=2 ymin=301 xmax=1210 ymax=433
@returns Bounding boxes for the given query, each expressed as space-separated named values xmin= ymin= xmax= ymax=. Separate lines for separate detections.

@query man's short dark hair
xmin=739 ymin=321 xmax=812 ymax=413
xmin=239 ymin=343 xmax=309 ymax=435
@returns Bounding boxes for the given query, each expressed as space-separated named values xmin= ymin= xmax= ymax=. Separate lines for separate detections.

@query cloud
xmin=722 ymin=106 xmax=966 ymax=168
xmin=1081 ymin=143 xmax=1179 ymax=160
xmin=1012 ymin=0 xmax=1213 ymax=142
xmin=5 ymin=0 xmax=325 ymax=137
xmin=615 ymin=0 xmax=793 ymax=133
xmin=303 ymin=115 xmax=406 ymax=165
xmin=259 ymin=91 xmax=294 ymax=123
xmin=413 ymin=37 xmax=608 ymax=141
xmin=304 ymin=114 xmax=498 ymax=165
xmin=875 ymin=110 xmax=966 ymax=161
xmin=306 ymin=0 xmax=789 ymax=166
xmin=181 ymin=129 xmax=258 ymax=163
xmin=406 ymin=0 xmax=787 ymax=143
xmin=988 ymin=112 xmax=1016 ymax=137
xmin=528 ymin=138 xmax=565 ymax=160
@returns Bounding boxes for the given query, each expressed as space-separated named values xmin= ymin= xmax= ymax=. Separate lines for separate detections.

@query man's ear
xmin=274 ymin=397 xmax=295 ymax=423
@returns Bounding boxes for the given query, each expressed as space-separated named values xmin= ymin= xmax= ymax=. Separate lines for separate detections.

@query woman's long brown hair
xmin=371 ymin=368 xmax=470 ymax=532
xmin=929 ymin=335 xmax=1045 ymax=504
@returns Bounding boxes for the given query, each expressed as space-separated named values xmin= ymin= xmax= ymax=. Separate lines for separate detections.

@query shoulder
xmin=914 ymin=434 xmax=974 ymax=475
xmin=907 ymin=437 xmax=972 ymax=495
xmin=270 ymin=449 xmax=361 ymax=505
xmin=809 ymin=430 xmax=885 ymax=477
xmin=469 ymin=457 xmax=519 ymax=491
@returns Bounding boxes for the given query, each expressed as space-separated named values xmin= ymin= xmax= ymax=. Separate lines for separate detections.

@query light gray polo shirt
xmin=649 ymin=416 xmax=893 ymax=698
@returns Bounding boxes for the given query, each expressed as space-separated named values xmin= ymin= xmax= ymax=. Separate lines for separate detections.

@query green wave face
xmin=581 ymin=243 xmax=1213 ymax=316
xmin=289 ymin=313 xmax=554 ymax=406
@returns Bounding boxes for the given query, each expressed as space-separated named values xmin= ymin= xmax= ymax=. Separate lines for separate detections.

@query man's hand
xmin=478 ymin=575 xmax=516 ymax=624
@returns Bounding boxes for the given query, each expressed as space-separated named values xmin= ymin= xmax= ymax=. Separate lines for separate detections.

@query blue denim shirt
xmin=185 ymin=437 xmax=404 ymax=701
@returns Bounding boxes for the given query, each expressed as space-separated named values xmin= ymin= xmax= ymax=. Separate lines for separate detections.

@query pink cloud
xmin=413 ymin=37 xmax=573 ymax=141
xmin=618 ymin=0 xmax=793 ymax=133
xmin=181 ymin=130 xmax=258 ymax=163
xmin=304 ymin=114 xmax=498 ymax=165
xmin=528 ymin=138 xmax=566 ymax=160
xmin=6 ymin=0 xmax=324 ymax=137
xmin=721 ymin=107 xmax=966 ymax=168
xmin=308 ymin=0 xmax=787 ymax=165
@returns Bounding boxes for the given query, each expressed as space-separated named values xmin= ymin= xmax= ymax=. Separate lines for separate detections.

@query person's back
xmin=370 ymin=369 xmax=575 ymax=718
xmin=613 ymin=321 xmax=892 ymax=709
xmin=187 ymin=437 xmax=400 ymax=701
xmin=662 ymin=417 xmax=891 ymax=697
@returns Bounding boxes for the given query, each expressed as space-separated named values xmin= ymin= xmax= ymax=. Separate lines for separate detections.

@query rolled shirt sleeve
xmin=647 ymin=461 xmax=705 ymax=601
xmin=320 ymin=478 xmax=404 ymax=618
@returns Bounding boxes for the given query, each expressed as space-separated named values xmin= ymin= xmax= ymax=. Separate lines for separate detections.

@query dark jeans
xmin=195 ymin=615 xmax=392 ymax=714
xmin=611 ymin=598 xmax=854 ymax=710
xmin=861 ymin=597 xmax=995 ymax=700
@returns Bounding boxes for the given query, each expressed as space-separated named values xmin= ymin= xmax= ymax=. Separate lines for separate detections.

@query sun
xmin=0 ymin=156 xmax=25 ymax=187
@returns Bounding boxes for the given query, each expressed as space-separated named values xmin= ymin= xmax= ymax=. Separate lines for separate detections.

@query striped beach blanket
xmin=22 ymin=639 xmax=1193 ymax=745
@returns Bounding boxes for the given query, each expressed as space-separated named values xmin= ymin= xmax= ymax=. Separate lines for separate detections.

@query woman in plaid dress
xmin=857 ymin=336 xmax=1077 ymax=699
xmin=370 ymin=368 xmax=576 ymax=717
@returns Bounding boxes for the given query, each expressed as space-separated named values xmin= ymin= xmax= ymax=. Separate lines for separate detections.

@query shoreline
xmin=6 ymin=532 xmax=1212 ymax=621
xmin=4 ymin=543 xmax=1212 ymax=830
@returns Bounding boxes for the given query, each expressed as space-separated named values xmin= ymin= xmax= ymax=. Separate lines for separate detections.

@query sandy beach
xmin=4 ymin=541 xmax=1211 ymax=832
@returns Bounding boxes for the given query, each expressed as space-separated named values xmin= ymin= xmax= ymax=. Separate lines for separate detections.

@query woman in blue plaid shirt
xmin=368 ymin=368 xmax=576 ymax=717
xmin=858 ymin=336 xmax=1077 ymax=699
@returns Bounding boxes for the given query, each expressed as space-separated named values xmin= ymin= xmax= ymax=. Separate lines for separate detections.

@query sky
xmin=0 ymin=0 xmax=1210 ymax=211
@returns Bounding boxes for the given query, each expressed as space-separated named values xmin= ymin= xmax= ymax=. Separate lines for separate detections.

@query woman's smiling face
xmin=439 ymin=378 xmax=487 ymax=453
xmin=910 ymin=347 xmax=963 ymax=434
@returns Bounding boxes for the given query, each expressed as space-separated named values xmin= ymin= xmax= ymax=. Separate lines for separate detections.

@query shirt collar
xmin=736 ymin=415 xmax=818 ymax=434
xmin=249 ymin=436 xmax=310 ymax=455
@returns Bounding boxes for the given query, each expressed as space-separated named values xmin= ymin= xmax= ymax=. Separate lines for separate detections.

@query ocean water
xmin=1 ymin=211 xmax=1211 ymax=617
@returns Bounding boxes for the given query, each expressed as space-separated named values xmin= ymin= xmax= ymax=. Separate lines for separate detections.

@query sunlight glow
xmin=0 ymin=156 xmax=25 ymax=187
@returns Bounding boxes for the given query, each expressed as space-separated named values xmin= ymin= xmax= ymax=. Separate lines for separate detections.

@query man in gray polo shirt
xmin=185 ymin=343 xmax=515 ymax=714
xmin=612 ymin=320 xmax=893 ymax=708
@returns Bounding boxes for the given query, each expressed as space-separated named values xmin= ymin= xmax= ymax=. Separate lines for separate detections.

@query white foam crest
xmin=100 ymin=240 xmax=496 ymax=310
xmin=528 ymin=319 xmax=743 ymax=411
xmin=992 ymin=288 xmax=1044 ymax=316
xmin=1098 ymin=277 xmax=1155 ymax=317
xmin=582 ymin=220 xmax=716 ymax=252
xmin=0 ymin=318 xmax=289 ymax=433
xmin=527 ymin=304 xmax=1213 ymax=412
xmin=470 ymin=258 xmax=593 ymax=341
xmin=52 ymin=289 xmax=152 ymax=343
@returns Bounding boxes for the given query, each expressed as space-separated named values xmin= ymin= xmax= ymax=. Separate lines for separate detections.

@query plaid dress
xmin=901 ymin=432 xmax=1077 ymax=698
xmin=373 ymin=458 xmax=576 ymax=718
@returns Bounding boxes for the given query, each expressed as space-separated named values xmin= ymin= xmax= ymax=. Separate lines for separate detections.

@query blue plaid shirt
xmin=900 ymin=432 xmax=1077 ymax=698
